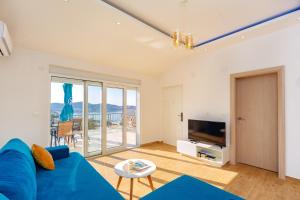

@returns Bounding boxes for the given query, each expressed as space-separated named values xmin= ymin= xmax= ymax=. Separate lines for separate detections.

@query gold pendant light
xmin=172 ymin=31 xmax=193 ymax=49
xmin=172 ymin=31 xmax=182 ymax=47
xmin=172 ymin=0 xmax=193 ymax=49
xmin=185 ymin=34 xmax=193 ymax=49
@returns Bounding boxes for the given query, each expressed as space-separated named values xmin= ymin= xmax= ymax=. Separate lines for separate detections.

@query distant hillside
xmin=51 ymin=102 xmax=136 ymax=114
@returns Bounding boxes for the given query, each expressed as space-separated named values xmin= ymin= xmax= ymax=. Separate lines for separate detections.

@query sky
xmin=51 ymin=82 xmax=137 ymax=106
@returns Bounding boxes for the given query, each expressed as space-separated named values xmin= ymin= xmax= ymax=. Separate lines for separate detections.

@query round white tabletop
xmin=114 ymin=159 xmax=156 ymax=179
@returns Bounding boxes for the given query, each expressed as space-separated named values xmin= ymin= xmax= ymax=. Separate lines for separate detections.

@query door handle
xmin=237 ymin=117 xmax=245 ymax=121
xmin=177 ymin=112 xmax=183 ymax=122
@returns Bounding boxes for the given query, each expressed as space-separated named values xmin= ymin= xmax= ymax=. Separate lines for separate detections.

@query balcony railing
xmin=50 ymin=112 xmax=136 ymax=128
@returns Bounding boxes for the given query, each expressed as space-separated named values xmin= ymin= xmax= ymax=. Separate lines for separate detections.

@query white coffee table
xmin=114 ymin=159 xmax=156 ymax=200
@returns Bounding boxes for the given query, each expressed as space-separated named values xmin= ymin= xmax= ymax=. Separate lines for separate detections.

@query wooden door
xmin=236 ymin=73 xmax=278 ymax=172
xmin=162 ymin=86 xmax=183 ymax=146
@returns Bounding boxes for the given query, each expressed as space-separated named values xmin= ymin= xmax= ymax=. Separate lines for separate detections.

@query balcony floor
xmin=55 ymin=127 xmax=138 ymax=155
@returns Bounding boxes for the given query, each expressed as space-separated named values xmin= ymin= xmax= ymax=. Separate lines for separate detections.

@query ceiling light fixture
xmin=172 ymin=0 xmax=193 ymax=49
xmin=185 ymin=34 xmax=193 ymax=49
xmin=172 ymin=31 xmax=181 ymax=47
xmin=172 ymin=31 xmax=193 ymax=49
xmin=116 ymin=22 xmax=121 ymax=25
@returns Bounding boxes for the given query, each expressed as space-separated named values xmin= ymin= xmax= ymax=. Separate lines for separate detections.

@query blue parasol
xmin=60 ymin=83 xmax=74 ymax=122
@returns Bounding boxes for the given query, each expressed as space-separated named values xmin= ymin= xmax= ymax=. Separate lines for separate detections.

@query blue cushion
xmin=36 ymin=152 xmax=124 ymax=200
xmin=0 ymin=138 xmax=37 ymax=200
xmin=46 ymin=145 xmax=69 ymax=160
xmin=0 ymin=138 xmax=36 ymax=173
xmin=0 ymin=150 xmax=37 ymax=200
xmin=141 ymin=175 xmax=244 ymax=200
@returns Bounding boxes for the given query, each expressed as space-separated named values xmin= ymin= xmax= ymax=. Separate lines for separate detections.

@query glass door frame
xmin=50 ymin=76 xmax=85 ymax=155
xmin=84 ymin=81 xmax=103 ymax=157
xmin=126 ymin=86 xmax=141 ymax=148
xmin=102 ymin=83 xmax=127 ymax=154
xmin=50 ymin=76 xmax=141 ymax=157
xmin=102 ymin=83 xmax=141 ymax=155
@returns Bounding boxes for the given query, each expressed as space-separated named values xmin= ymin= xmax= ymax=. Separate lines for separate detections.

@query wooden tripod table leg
xmin=116 ymin=176 xmax=122 ymax=190
xmin=147 ymin=175 xmax=154 ymax=190
xmin=130 ymin=178 xmax=134 ymax=200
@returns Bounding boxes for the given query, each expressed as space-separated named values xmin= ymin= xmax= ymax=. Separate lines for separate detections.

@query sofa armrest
xmin=46 ymin=146 xmax=69 ymax=161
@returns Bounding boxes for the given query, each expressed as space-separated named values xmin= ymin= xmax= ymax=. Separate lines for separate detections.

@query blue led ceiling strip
xmin=194 ymin=6 xmax=300 ymax=48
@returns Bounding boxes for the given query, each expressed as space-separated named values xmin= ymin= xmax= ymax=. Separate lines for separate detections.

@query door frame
xmin=103 ymin=84 xmax=141 ymax=155
xmin=230 ymin=66 xmax=285 ymax=179
xmin=103 ymin=83 xmax=127 ymax=154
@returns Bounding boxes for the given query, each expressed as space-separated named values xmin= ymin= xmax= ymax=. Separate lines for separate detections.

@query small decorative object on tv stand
xmin=177 ymin=140 xmax=229 ymax=167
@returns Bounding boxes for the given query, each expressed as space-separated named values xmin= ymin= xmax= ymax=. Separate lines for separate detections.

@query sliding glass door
xmin=106 ymin=87 xmax=124 ymax=149
xmin=50 ymin=78 xmax=84 ymax=154
xmin=85 ymin=82 xmax=102 ymax=156
xmin=50 ymin=77 xmax=140 ymax=157
xmin=104 ymin=86 xmax=140 ymax=151
xmin=126 ymin=88 xmax=139 ymax=147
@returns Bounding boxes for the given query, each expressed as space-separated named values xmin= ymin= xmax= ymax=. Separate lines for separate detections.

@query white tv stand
xmin=177 ymin=140 xmax=229 ymax=167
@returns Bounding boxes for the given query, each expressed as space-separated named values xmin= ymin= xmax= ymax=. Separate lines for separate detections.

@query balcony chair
xmin=57 ymin=121 xmax=75 ymax=148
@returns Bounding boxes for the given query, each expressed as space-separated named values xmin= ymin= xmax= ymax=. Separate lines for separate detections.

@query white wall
xmin=0 ymin=47 xmax=162 ymax=147
xmin=160 ymin=24 xmax=300 ymax=179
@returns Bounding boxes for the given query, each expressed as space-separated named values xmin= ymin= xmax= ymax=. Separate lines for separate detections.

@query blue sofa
xmin=0 ymin=139 xmax=124 ymax=200
xmin=140 ymin=175 xmax=244 ymax=200
xmin=0 ymin=138 xmax=243 ymax=200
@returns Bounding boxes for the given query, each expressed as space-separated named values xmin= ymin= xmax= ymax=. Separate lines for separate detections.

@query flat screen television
xmin=188 ymin=119 xmax=226 ymax=147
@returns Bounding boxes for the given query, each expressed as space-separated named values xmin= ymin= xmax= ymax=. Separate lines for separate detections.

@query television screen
xmin=188 ymin=119 xmax=226 ymax=146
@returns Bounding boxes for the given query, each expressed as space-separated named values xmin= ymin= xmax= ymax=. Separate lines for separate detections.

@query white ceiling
xmin=0 ymin=0 xmax=299 ymax=75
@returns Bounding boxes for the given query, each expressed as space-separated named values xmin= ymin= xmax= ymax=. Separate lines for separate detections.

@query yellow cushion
xmin=31 ymin=144 xmax=55 ymax=170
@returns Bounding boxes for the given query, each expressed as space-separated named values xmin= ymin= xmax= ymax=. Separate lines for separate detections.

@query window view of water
xmin=50 ymin=81 xmax=138 ymax=156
